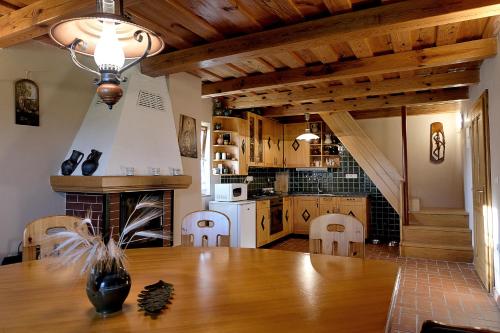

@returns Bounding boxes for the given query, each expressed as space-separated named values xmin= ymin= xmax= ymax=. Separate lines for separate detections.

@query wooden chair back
xmin=181 ymin=211 xmax=231 ymax=247
xmin=420 ymin=320 xmax=499 ymax=333
xmin=309 ymin=213 xmax=365 ymax=258
xmin=23 ymin=215 xmax=84 ymax=261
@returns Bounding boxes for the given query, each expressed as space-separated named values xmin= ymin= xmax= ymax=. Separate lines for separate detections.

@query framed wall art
xmin=178 ymin=114 xmax=198 ymax=158
xmin=15 ymin=79 xmax=39 ymax=127
xmin=430 ymin=122 xmax=445 ymax=163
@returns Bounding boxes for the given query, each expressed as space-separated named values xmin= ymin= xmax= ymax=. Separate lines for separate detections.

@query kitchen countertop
xmin=249 ymin=193 xmax=369 ymax=201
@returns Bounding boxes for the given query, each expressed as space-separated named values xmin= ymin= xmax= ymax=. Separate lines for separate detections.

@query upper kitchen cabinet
xmin=212 ymin=116 xmax=249 ymax=175
xmin=284 ymin=123 xmax=310 ymax=168
xmin=247 ymin=112 xmax=264 ymax=167
xmin=263 ymin=118 xmax=284 ymax=168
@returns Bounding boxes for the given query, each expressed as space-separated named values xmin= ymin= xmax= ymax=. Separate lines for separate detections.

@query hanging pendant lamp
xmin=49 ymin=0 xmax=165 ymax=109
xmin=296 ymin=113 xmax=320 ymax=142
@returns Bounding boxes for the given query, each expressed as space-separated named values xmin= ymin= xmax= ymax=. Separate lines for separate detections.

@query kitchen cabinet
xmin=283 ymin=196 xmax=293 ymax=234
xmin=338 ymin=197 xmax=370 ymax=239
xmin=256 ymin=200 xmax=270 ymax=247
xmin=212 ymin=116 xmax=248 ymax=175
xmin=263 ymin=118 xmax=284 ymax=168
xmin=274 ymin=122 xmax=284 ymax=167
xmin=319 ymin=197 xmax=339 ymax=215
xmin=293 ymin=196 xmax=319 ymax=234
xmin=284 ymin=123 xmax=310 ymax=168
xmin=247 ymin=113 xmax=264 ymax=167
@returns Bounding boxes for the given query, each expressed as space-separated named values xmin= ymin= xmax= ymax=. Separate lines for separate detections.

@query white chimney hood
xmin=62 ymin=68 xmax=183 ymax=176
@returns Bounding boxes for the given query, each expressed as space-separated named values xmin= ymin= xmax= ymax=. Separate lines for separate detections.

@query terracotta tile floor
xmin=269 ymin=237 xmax=500 ymax=332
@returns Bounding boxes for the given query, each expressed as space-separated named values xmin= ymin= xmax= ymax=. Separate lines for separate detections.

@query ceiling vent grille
xmin=137 ymin=90 xmax=165 ymax=111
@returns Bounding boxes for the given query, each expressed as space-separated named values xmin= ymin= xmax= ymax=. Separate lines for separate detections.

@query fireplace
xmin=51 ymin=175 xmax=191 ymax=247
xmin=64 ymin=190 xmax=174 ymax=247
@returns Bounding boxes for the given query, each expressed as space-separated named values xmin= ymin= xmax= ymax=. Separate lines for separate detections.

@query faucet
xmin=306 ymin=174 xmax=323 ymax=194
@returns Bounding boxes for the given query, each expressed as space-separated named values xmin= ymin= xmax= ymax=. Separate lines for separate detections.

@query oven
xmin=270 ymin=197 xmax=283 ymax=235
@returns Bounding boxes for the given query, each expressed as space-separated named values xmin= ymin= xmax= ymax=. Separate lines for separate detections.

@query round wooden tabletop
xmin=0 ymin=247 xmax=400 ymax=333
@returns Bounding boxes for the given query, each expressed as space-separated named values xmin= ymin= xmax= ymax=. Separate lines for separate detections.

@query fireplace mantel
xmin=50 ymin=175 xmax=192 ymax=193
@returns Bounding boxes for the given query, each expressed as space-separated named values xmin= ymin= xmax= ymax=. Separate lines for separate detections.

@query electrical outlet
xmin=345 ymin=174 xmax=358 ymax=179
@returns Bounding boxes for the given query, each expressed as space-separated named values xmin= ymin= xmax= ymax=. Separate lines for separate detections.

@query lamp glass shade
xmin=94 ymin=20 xmax=125 ymax=71
xmin=49 ymin=14 xmax=164 ymax=59
xmin=296 ymin=129 xmax=319 ymax=141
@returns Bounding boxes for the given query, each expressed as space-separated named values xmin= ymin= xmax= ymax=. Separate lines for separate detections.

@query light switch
xmin=345 ymin=174 xmax=358 ymax=179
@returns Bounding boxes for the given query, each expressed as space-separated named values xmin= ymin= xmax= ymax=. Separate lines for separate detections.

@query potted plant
xmin=47 ymin=196 xmax=168 ymax=316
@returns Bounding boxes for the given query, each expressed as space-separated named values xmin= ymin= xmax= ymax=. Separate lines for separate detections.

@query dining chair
xmin=181 ymin=211 xmax=231 ymax=247
xmin=22 ymin=215 xmax=84 ymax=261
xmin=420 ymin=320 xmax=499 ymax=332
xmin=309 ymin=213 xmax=364 ymax=257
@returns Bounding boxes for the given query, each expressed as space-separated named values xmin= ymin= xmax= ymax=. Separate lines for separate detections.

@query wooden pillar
xmin=401 ymin=106 xmax=409 ymax=225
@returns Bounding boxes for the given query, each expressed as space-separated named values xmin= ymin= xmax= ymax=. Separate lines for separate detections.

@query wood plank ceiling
xmin=2 ymin=0 xmax=499 ymax=120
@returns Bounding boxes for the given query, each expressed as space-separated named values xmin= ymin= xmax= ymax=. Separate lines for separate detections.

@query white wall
xmin=168 ymin=73 xmax=213 ymax=246
xmin=358 ymin=111 xmax=464 ymax=209
xmin=465 ymin=33 xmax=500 ymax=294
xmin=0 ymin=41 xmax=95 ymax=258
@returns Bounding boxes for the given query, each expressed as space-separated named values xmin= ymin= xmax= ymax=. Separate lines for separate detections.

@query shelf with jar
xmin=308 ymin=122 xmax=342 ymax=168
xmin=212 ymin=115 xmax=248 ymax=175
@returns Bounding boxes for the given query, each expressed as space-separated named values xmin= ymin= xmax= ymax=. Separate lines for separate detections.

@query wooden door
xmin=284 ymin=123 xmax=310 ymax=168
xmin=293 ymin=196 xmax=319 ymax=234
xmin=256 ymin=200 xmax=270 ymax=247
xmin=319 ymin=197 xmax=339 ymax=215
xmin=263 ymin=118 xmax=275 ymax=167
xmin=469 ymin=91 xmax=493 ymax=291
xmin=283 ymin=196 xmax=293 ymax=234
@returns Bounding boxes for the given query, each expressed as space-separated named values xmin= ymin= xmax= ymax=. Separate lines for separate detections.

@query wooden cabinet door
xmin=274 ymin=122 xmax=284 ymax=167
xmin=263 ymin=118 xmax=275 ymax=167
xmin=293 ymin=196 xmax=319 ymax=234
xmin=338 ymin=197 xmax=369 ymax=239
xmin=283 ymin=196 xmax=293 ymax=234
xmin=247 ymin=113 xmax=264 ymax=166
xmin=319 ymin=197 xmax=339 ymax=215
xmin=237 ymin=118 xmax=249 ymax=175
xmin=284 ymin=123 xmax=310 ymax=168
xmin=256 ymin=200 xmax=270 ymax=247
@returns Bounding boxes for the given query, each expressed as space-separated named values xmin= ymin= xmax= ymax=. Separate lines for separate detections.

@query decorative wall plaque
xmin=15 ymin=79 xmax=39 ymax=126
xmin=430 ymin=122 xmax=445 ymax=163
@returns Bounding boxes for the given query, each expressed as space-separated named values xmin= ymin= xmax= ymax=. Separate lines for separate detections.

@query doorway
xmin=468 ymin=90 xmax=494 ymax=292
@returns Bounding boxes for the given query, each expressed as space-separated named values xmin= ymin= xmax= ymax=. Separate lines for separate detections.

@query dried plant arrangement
xmin=45 ymin=195 xmax=169 ymax=315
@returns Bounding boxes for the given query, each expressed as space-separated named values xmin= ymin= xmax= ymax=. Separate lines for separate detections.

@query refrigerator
xmin=209 ymin=200 xmax=256 ymax=248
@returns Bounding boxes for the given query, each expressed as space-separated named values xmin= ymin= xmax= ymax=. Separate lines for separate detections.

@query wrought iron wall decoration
xmin=430 ymin=122 xmax=445 ymax=163
xmin=15 ymin=79 xmax=39 ymax=127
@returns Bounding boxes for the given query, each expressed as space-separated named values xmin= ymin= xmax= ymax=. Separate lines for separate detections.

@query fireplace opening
xmin=120 ymin=191 xmax=165 ymax=248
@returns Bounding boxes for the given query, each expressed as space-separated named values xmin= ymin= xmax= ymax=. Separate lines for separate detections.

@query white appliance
xmin=209 ymin=200 xmax=256 ymax=248
xmin=214 ymin=183 xmax=248 ymax=202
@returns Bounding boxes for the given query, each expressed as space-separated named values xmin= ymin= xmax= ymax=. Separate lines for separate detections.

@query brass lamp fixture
xmin=296 ymin=113 xmax=320 ymax=142
xmin=49 ymin=0 xmax=164 ymax=109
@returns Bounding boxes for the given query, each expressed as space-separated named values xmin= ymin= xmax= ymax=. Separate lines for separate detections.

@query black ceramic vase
xmin=61 ymin=150 xmax=84 ymax=176
xmin=86 ymin=264 xmax=131 ymax=315
xmin=81 ymin=149 xmax=102 ymax=176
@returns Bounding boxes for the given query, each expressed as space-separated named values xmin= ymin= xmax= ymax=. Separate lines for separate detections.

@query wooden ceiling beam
xmin=141 ymin=0 xmax=500 ymax=76
xmin=227 ymin=70 xmax=479 ymax=108
xmin=350 ymin=102 xmax=461 ymax=119
xmin=203 ymin=38 xmax=495 ymax=97
xmin=263 ymin=88 xmax=468 ymax=117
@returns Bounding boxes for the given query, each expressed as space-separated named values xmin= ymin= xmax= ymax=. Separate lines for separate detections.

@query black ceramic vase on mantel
xmin=81 ymin=149 xmax=102 ymax=176
xmin=86 ymin=263 xmax=131 ymax=315
xmin=60 ymin=150 xmax=84 ymax=176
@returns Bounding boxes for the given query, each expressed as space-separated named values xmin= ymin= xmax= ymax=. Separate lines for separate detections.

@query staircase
xmin=400 ymin=209 xmax=473 ymax=262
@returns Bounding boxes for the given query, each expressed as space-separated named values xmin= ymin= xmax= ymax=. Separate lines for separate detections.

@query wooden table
xmin=0 ymin=247 xmax=400 ymax=333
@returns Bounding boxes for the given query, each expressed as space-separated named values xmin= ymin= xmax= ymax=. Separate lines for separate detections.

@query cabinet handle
xmin=261 ymin=216 xmax=265 ymax=230
xmin=285 ymin=210 xmax=289 ymax=222
xmin=241 ymin=139 xmax=246 ymax=155
xmin=277 ymin=138 xmax=281 ymax=151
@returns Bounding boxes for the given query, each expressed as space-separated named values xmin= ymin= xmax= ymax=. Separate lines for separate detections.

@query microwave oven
xmin=214 ymin=184 xmax=248 ymax=202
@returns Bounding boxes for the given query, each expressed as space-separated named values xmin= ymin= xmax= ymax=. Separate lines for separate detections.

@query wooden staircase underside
xmin=321 ymin=112 xmax=402 ymax=214
xmin=400 ymin=209 xmax=473 ymax=262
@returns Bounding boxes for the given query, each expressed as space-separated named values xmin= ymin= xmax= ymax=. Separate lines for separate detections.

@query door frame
xmin=468 ymin=90 xmax=494 ymax=292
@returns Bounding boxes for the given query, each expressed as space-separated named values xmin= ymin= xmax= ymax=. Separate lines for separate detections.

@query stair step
xmin=409 ymin=209 xmax=469 ymax=228
xmin=403 ymin=225 xmax=471 ymax=247
xmin=401 ymin=241 xmax=473 ymax=262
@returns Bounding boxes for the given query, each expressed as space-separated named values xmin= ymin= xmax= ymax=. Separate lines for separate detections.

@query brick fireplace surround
xmin=65 ymin=191 xmax=173 ymax=246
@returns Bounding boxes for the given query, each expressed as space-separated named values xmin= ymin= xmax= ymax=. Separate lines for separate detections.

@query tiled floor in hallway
xmin=268 ymin=237 xmax=500 ymax=333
